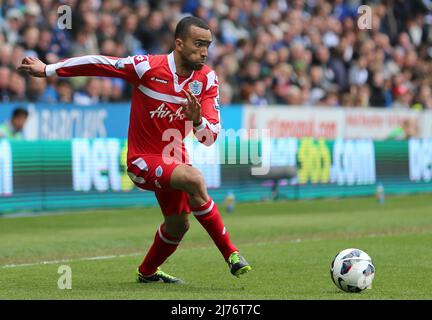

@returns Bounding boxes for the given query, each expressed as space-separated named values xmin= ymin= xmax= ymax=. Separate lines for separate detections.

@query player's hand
xmin=17 ymin=57 xmax=47 ymax=77
xmin=181 ymin=89 xmax=202 ymax=126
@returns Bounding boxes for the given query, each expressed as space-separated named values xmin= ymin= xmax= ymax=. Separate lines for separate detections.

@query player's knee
xmin=186 ymin=170 xmax=206 ymax=192
xmin=165 ymin=220 xmax=190 ymax=239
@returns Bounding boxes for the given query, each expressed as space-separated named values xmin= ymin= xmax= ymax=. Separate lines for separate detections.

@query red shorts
xmin=127 ymin=154 xmax=191 ymax=216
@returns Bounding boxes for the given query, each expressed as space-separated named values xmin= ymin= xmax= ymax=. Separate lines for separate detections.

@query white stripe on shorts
xmin=132 ymin=157 xmax=148 ymax=171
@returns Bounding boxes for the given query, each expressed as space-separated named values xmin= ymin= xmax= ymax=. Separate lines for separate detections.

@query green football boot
xmin=136 ymin=267 xmax=185 ymax=284
xmin=227 ymin=251 xmax=252 ymax=277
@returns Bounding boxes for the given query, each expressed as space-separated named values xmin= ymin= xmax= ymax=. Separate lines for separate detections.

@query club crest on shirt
xmin=188 ymin=80 xmax=203 ymax=95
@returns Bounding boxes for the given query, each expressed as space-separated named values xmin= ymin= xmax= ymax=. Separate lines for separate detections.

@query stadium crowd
xmin=1 ymin=0 xmax=432 ymax=109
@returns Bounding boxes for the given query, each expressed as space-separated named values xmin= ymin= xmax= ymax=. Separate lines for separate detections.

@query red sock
xmin=138 ymin=223 xmax=181 ymax=276
xmin=192 ymin=198 xmax=237 ymax=261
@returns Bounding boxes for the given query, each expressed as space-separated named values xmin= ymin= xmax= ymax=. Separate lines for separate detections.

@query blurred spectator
xmin=286 ymin=85 xmax=303 ymax=106
xmin=349 ymin=56 xmax=369 ymax=86
xmin=308 ymin=65 xmax=326 ymax=105
xmin=73 ymin=78 xmax=101 ymax=106
xmin=249 ymin=80 xmax=270 ymax=106
xmin=0 ymin=0 xmax=430 ymax=109
xmin=137 ymin=10 xmax=170 ymax=53
xmin=412 ymin=84 xmax=432 ymax=110
xmin=9 ymin=71 xmax=27 ymax=101
xmin=387 ymin=118 xmax=419 ymax=140
xmin=21 ymin=27 xmax=40 ymax=57
xmin=369 ymin=71 xmax=387 ymax=107
xmin=0 ymin=107 xmax=29 ymax=140
xmin=56 ymin=79 xmax=73 ymax=103
xmin=0 ymin=66 xmax=12 ymax=102
xmin=392 ymin=85 xmax=414 ymax=109
xmin=119 ymin=13 xmax=142 ymax=55
xmin=28 ymin=76 xmax=59 ymax=103
xmin=2 ymin=8 xmax=23 ymax=45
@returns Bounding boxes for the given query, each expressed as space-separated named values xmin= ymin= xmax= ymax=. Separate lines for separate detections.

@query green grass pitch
xmin=1 ymin=194 xmax=432 ymax=299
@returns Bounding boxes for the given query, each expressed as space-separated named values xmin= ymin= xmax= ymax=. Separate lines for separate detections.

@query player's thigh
xmin=170 ymin=164 xmax=205 ymax=192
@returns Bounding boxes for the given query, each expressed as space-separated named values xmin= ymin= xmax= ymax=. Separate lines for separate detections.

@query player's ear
xmin=175 ymin=38 xmax=184 ymax=51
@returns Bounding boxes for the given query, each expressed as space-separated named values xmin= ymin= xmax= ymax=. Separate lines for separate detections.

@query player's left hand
xmin=181 ymin=89 xmax=202 ymax=126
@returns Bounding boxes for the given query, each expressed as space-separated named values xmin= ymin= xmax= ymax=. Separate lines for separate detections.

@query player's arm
xmin=182 ymin=73 xmax=221 ymax=146
xmin=195 ymin=71 xmax=221 ymax=146
xmin=18 ymin=55 xmax=149 ymax=85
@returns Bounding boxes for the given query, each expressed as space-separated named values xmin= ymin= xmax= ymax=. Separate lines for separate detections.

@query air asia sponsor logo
xmin=150 ymin=76 xmax=168 ymax=84
xmin=149 ymin=103 xmax=185 ymax=123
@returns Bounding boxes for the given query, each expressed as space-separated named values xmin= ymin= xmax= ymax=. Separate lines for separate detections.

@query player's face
xmin=179 ymin=26 xmax=212 ymax=70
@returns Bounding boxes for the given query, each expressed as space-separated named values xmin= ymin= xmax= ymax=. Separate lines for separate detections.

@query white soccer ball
xmin=330 ymin=248 xmax=375 ymax=293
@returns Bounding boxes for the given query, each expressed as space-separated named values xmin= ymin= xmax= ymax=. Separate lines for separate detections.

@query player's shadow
xmin=322 ymin=289 xmax=369 ymax=297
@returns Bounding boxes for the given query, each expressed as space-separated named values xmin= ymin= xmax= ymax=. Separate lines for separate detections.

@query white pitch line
xmin=2 ymin=227 xmax=426 ymax=269
xmin=1 ymin=239 xmax=304 ymax=269
xmin=1 ymin=253 xmax=143 ymax=269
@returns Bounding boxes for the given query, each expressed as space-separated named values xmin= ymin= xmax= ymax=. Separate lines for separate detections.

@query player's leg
xmin=170 ymin=164 xmax=252 ymax=277
xmin=128 ymin=155 xmax=190 ymax=283
xmin=137 ymin=191 xmax=190 ymax=284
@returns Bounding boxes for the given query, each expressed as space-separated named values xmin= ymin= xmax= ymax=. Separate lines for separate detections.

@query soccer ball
xmin=330 ymin=248 xmax=375 ymax=293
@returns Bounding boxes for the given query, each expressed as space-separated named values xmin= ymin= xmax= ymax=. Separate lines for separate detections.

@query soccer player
xmin=18 ymin=16 xmax=251 ymax=283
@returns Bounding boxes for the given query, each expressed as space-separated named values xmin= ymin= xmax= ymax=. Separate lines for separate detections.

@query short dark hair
xmin=175 ymin=16 xmax=210 ymax=40
xmin=12 ymin=107 xmax=29 ymax=119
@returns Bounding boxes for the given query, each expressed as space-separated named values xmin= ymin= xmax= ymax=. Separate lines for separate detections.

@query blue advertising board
xmin=0 ymin=103 xmax=243 ymax=139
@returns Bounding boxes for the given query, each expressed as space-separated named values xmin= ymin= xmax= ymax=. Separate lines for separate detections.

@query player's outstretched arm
xmin=17 ymin=57 xmax=47 ymax=77
xmin=18 ymin=55 xmax=142 ymax=85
